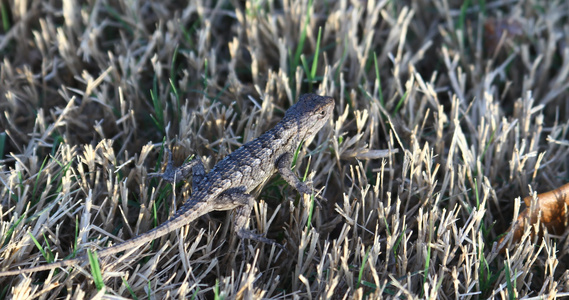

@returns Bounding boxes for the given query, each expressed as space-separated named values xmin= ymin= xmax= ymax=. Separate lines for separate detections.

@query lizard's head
xmin=284 ymin=93 xmax=335 ymax=141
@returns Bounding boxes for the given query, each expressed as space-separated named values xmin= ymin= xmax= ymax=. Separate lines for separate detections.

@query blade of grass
xmin=392 ymin=225 xmax=406 ymax=257
xmin=150 ymin=75 xmax=165 ymax=132
xmin=301 ymin=26 xmax=323 ymax=92
xmin=356 ymin=247 xmax=370 ymax=289
xmin=373 ymin=52 xmax=384 ymax=106
xmin=203 ymin=59 xmax=208 ymax=91
xmin=420 ymin=214 xmax=434 ymax=298
xmin=392 ymin=90 xmax=408 ymax=116
xmin=29 ymin=233 xmax=54 ymax=263
xmin=457 ymin=0 xmax=472 ymax=49
xmin=0 ymin=285 xmax=9 ymax=300
xmin=0 ymin=132 xmax=5 ymax=158
xmin=190 ymin=287 xmax=200 ymax=300
xmin=301 ymin=160 xmax=316 ymax=231
xmin=505 ymin=262 xmax=515 ymax=300
xmin=300 ymin=55 xmax=311 ymax=90
xmin=290 ymin=0 xmax=314 ymax=95
xmin=122 ymin=277 xmax=139 ymax=300
xmin=103 ymin=4 xmax=134 ymax=35
xmin=169 ymin=45 xmax=182 ymax=120
xmin=87 ymin=250 xmax=104 ymax=290
xmin=334 ymin=37 xmax=349 ymax=82
xmin=2 ymin=215 xmax=25 ymax=247
xmin=0 ymin=1 xmax=10 ymax=31
xmin=169 ymin=78 xmax=181 ymax=120
xmin=214 ymin=280 xmax=220 ymax=300
xmin=310 ymin=27 xmax=322 ymax=79
xmin=180 ymin=18 xmax=201 ymax=51
xmin=480 ymin=128 xmax=496 ymax=161
xmin=32 ymin=156 xmax=49 ymax=201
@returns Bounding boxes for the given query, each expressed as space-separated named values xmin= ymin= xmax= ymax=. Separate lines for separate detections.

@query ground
xmin=1 ymin=0 xmax=568 ymax=299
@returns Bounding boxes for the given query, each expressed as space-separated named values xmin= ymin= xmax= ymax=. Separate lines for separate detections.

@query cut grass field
xmin=1 ymin=0 xmax=569 ymax=299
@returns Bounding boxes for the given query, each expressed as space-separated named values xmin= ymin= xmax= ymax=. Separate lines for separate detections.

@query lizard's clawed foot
xmin=297 ymin=183 xmax=327 ymax=208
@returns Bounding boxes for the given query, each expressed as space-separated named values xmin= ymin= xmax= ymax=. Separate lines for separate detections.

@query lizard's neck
xmin=266 ymin=118 xmax=302 ymax=155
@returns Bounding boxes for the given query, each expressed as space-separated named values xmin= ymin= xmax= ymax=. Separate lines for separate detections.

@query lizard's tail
xmin=97 ymin=198 xmax=211 ymax=257
xmin=0 ymin=198 xmax=212 ymax=276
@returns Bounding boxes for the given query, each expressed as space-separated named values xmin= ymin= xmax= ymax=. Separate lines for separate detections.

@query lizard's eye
xmin=318 ymin=110 xmax=327 ymax=118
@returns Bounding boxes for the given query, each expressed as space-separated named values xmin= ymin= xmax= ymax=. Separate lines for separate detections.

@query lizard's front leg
xmin=149 ymin=147 xmax=207 ymax=192
xmin=276 ymin=152 xmax=319 ymax=197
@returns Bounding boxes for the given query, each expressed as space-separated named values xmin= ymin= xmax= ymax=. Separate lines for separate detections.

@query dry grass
xmin=1 ymin=0 xmax=569 ymax=299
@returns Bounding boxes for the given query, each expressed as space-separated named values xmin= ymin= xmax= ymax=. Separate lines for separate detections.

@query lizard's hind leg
xmin=217 ymin=190 xmax=285 ymax=250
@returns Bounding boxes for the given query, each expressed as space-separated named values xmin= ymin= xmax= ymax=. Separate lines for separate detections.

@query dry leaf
xmin=484 ymin=17 xmax=524 ymax=55
xmin=498 ymin=183 xmax=569 ymax=253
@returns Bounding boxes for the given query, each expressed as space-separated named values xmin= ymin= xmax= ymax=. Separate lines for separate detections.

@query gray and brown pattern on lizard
xmin=0 ymin=93 xmax=335 ymax=276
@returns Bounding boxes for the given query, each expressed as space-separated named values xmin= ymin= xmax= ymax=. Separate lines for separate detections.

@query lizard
xmin=0 ymin=93 xmax=335 ymax=276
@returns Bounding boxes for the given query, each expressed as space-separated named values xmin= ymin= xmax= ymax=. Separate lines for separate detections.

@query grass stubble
xmin=1 ymin=0 xmax=569 ymax=299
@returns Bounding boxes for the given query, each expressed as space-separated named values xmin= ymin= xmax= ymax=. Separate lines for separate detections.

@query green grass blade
xmin=310 ymin=27 xmax=322 ymax=79
xmin=88 ymin=250 xmax=104 ymax=290
xmin=356 ymin=247 xmax=370 ymax=289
